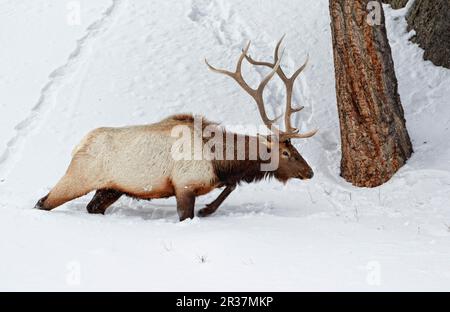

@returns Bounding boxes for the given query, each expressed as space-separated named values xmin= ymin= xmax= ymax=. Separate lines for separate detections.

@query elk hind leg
xmin=35 ymin=172 xmax=94 ymax=211
xmin=86 ymin=189 xmax=123 ymax=214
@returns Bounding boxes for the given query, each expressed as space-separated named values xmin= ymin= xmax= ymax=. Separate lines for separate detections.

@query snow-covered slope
xmin=0 ymin=0 xmax=111 ymax=162
xmin=1 ymin=0 xmax=450 ymax=291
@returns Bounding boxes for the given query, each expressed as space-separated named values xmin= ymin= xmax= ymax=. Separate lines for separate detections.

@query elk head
xmin=205 ymin=36 xmax=318 ymax=182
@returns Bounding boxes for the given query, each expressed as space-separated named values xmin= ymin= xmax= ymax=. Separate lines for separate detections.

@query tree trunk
xmin=329 ymin=0 xmax=413 ymax=187
xmin=407 ymin=0 xmax=450 ymax=69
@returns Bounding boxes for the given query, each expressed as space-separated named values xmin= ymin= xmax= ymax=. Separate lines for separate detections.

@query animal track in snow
xmin=0 ymin=0 xmax=124 ymax=181
xmin=187 ymin=0 xmax=247 ymax=47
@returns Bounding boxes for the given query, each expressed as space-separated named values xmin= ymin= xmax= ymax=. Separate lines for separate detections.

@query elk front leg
xmin=198 ymin=185 xmax=236 ymax=217
xmin=175 ymin=190 xmax=196 ymax=222
xmin=86 ymin=189 xmax=123 ymax=214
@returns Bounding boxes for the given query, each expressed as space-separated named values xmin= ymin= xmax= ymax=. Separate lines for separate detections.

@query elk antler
xmin=205 ymin=41 xmax=283 ymax=134
xmin=245 ymin=36 xmax=318 ymax=141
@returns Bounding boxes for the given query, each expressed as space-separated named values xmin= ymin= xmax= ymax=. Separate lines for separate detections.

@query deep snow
xmin=1 ymin=0 xmax=450 ymax=291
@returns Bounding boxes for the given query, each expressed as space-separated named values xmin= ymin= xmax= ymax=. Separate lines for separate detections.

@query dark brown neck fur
xmin=209 ymin=133 xmax=275 ymax=186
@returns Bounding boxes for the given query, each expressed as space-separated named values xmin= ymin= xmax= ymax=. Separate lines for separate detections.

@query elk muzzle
xmin=298 ymin=168 xmax=314 ymax=180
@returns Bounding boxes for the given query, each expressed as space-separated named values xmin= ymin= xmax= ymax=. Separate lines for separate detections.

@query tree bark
xmin=407 ymin=0 xmax=450 ymax=69
xmin=329 ymin=0 xmax=413 ymax=187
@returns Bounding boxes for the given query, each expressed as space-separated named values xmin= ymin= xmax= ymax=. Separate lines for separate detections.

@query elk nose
xmin=306 ymin=170 xmax=314 ymax=179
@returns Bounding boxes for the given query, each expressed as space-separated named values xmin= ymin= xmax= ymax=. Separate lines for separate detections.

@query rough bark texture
xmin=407 ymin=0 xmax=450 ymax=69
xmin=381 ymin=0 xmax=408 ymax=9
xmin=329 ymin=0 xmax=413 ymax=187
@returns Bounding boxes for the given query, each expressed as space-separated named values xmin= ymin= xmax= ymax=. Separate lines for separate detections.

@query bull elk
xmin=35 ymin=37 xmax=318 ymax=221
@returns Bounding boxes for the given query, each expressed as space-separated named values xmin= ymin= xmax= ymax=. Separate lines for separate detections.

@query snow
xmin=1 ymin=0 xmax=450 ymax=291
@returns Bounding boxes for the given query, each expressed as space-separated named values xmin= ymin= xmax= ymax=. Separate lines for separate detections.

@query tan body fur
xmin=40 ymin=115 xmax=218 ymax=212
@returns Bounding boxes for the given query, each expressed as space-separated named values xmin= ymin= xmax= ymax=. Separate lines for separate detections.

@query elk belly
xmin=116 ymin=177 xmax=176 ymax=199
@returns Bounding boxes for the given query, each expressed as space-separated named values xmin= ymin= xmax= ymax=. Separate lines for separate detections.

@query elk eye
xmin=282 ymin=151 xmax=290 ymax=158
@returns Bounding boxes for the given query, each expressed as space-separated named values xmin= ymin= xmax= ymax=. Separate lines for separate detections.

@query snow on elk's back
xmin=0 ymin=0 xmax=450 ymax=291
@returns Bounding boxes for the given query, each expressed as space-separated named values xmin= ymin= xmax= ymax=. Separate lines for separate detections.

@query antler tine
xmin=204 ymin=59 xmax=234 ymax=77
xmin=205 ymin=41 xmax=254 ymax=96
xmin=205 ymin=41 xmax=283 ymax=133
xmin=254 ymin=52 xmax=284 ymax=131
xmin=205 ymin=41 xmax=251 ymax=76
xmin=244 ymin=54 xmax=273 ymax=68
xmin=290 ymin=54 xmax=309 ymax=82
xmin=273 ymin=34 xmax=285 ymax=64
xmin=236 ymin=41 xmax=251 ymax=73
xmin=244 ymin=35 xmax=288 ymax=82
xmin=292 ymin=106 xmax=304 ymax=113
xmin=281 ymin=128 xmax=318 ymax=140
xmin=282 ymin=54 xmax=317 ymax=139
xmin=257 ymin=50 xmax=283 ymax=95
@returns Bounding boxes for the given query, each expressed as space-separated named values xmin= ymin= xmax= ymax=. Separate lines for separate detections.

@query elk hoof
xmin=34 ymin=195 xmax=49 ymax=210
xmin=198 ymin=206 xmax=214 ymax=218
xmin=86 ymin=206 xmax=105 ymax=215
